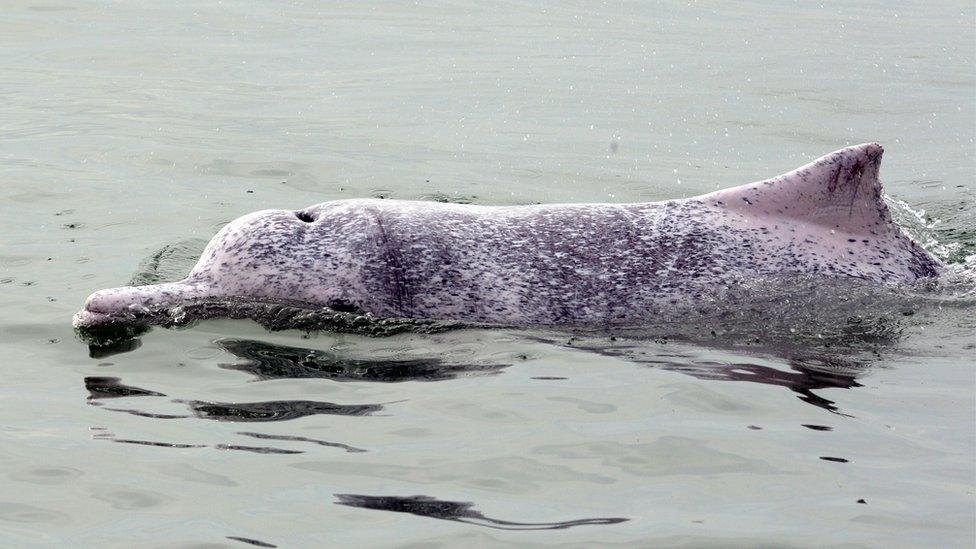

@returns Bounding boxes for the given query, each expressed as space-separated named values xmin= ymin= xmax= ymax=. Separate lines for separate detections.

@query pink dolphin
xmin=75 ymin=143 xmax=939 ymax=329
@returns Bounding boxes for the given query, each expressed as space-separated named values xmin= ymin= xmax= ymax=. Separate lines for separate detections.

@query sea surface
xmin=1 ymin=1 xmax=974 ymax=547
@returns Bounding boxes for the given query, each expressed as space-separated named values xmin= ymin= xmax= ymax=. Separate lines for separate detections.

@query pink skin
xmin=704 ymin=143 xmax=885 ymax=226
xmin=695 ymin=142 xmax=910 ymax=282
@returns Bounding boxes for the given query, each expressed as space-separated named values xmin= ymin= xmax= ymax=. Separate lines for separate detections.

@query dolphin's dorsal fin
xmin=702 ymin=143 xmax=892 ymax=234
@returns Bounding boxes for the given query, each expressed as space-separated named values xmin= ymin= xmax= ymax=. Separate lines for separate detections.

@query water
xmin=1 ymin=1 xmax=974 ymax=546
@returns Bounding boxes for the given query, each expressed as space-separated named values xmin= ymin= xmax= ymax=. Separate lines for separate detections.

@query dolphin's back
xmin=320 ymin=144 xmax=938 ymax=323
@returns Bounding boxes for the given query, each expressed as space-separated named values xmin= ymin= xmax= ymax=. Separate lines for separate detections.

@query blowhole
xmin=328 ymin=299 xmax=362 ymax=314
xmin=295 ymin=211 xmax=315 ymax=223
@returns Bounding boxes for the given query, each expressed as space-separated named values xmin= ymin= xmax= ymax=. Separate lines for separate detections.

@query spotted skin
xmin=75 ymin=143 xmax=940 ymax=328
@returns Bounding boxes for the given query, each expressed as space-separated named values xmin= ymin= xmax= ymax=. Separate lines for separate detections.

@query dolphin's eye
xmin=328 ymin=299 xmax=362 ymax=314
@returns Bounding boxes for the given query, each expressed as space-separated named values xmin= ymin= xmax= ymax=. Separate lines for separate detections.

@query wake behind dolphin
xmin=74 ymin=143 xmax=940 ymax=332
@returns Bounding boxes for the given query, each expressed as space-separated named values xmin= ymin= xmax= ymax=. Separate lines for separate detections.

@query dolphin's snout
xmin=76 ymin=282 xmax=204 ymax=329
xmin=76 ymin=287 xmax=156 ymax=329
xmin=84 ymin=288 xmax=132 ymax=314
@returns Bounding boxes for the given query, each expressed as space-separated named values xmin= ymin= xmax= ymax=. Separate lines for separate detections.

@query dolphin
xmin=74 ymin=143 xmax=940 ymax=330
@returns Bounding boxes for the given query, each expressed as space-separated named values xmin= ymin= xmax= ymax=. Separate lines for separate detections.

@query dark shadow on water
xmin=81 ymin=378 xmax=385 ymax=423
xmin=180 ymin=399 xmax=384 ymax=422
xmin=99 ymin=407 xmax=190 ymax=419
xmin=216 ymin=338 xmax=509 ymax=382
xmin=84 ymin=376 xmax=165 ymax=399
xmin=93 ymin=430 xmax=333 ymax=456
xmin=92 ymin=430 xmax=205 ymax=449
xmin=108 ymin=439 xmax=205 ymax=449
xmin=86 ymin=333 xmax=145 ymax=358
xmin=214 ymin=444 xmax=304 ymax=455
xmin=334 ymin=494 xmax=628 ymax=530
xmin=567 ymin=340 xmax=866 ymax=415
xmin=83 ymin=376 xmax=376 ymax=453
xmin=237 ymin=431 xmax=367 ymax=453
xmin=642 ymin=358 xmax=862 ymax=415
xmin=226 ymin=536 xmax=277 ymax=548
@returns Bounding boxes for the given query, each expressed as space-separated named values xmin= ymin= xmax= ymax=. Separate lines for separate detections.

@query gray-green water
xmin=1 ymin=1 xmax=974 ymax=547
